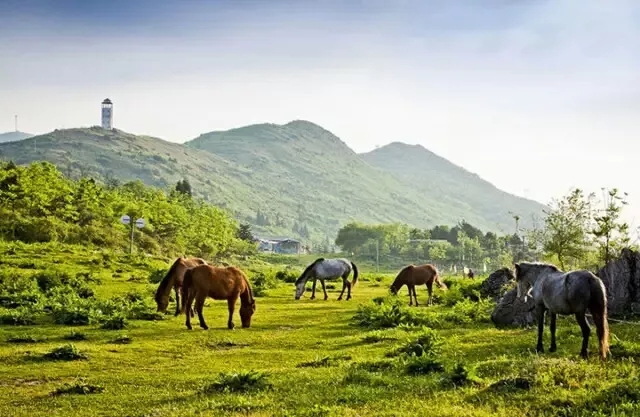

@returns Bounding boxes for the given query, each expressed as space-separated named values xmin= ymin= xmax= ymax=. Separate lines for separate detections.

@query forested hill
xmin=360 ymin=142 xmax=547 ymax=232
xmin=0 ymin=122 xmax=546 ymax=242
xmin=0 ymin=131 xmax=33 ymax=143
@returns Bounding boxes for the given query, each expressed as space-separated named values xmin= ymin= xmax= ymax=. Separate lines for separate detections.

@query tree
xmin=542 ymin=188 xmax=595 ymax=269
xmin=175 ymin=178 xmax=192 ymax=198
xmin=236 ymin=223 xmax=254 ymax=242
xmin=591 ymin=188 xmax=630 ymax=266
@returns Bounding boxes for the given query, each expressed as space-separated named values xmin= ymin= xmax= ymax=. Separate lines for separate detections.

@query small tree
xmin=175 ymin=178 xmax=192 ymax=198
xmin=591 ymin=188 xmax=630 ymax=266
xmin=542 ymin=188 xmax=595 ymax=270
xmin=236 ymin=223 xmax=254 ymax=242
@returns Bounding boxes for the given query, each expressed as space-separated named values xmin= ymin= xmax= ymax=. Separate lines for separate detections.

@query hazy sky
xmin=1 ymin=0 xmax=639 ymax=236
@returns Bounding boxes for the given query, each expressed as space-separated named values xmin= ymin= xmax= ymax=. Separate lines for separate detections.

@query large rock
xmin=480 ymin=267 xmax=514 ymax=300
xmin=596 ymin=248 xmax=640 ymax=317
xmin=490 ymin=288 xmax=536 ymax=328
xmin=484 ymin=267 xmax=536 ymax=327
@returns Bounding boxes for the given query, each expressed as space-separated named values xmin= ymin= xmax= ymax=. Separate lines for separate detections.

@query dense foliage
xmin=0 ymin=161 xmax=254 ymax=257
xmin=335 ymin=220 xmax=525 ymax=270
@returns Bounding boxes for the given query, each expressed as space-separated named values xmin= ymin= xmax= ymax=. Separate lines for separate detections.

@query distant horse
xmin=514 ymin=261 xmax=610 ymax=361
xmin=463 ymin=267 xmax=475 ymax=279
xmin=390 ymin=264 xmax=448 ymax=306
xmin=180 ymin=264 xmax=256 ymax=330
xmin=154 ymin=256 xmax=207 ymax=316
xmin=294 ymin=258 xmax=358 ymax=301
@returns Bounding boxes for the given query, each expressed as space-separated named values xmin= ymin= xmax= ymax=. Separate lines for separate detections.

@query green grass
xmin=1 ymin=243 xmax=639 ymax=416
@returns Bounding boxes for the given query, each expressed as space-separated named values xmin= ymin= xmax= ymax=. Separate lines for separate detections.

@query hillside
xmin=360 ymin=142 xmax=547 ymax=230
xmin=0 ymin=131 xmax=33 ymax=143
xmin=0 ymin=122 xmax=546 ymax=241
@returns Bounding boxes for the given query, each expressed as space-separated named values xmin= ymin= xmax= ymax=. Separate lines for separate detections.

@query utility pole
xmin=375 ymin=240 xmax=379 ymax=273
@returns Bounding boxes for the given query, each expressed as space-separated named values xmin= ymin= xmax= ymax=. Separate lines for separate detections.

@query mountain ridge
xmin=0 ymin=121 xmax=546 ymax=241
xmin=0 ymin=131 xmax=34 ymax=143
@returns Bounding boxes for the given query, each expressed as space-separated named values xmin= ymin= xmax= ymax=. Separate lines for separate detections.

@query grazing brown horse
xmin=180 ymin=264 xmax=256 ymax=330
xmin=390 ymin=264 xmax=448 ymax=306
xmin=154 ymin=256 xmax=207 ymax=316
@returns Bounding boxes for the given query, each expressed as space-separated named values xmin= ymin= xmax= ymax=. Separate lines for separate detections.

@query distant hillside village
xmin=255 ymin=237 xmax=304 ymax=254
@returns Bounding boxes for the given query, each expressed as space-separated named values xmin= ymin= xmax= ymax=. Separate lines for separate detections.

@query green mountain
xmin=0 ymin=131 xmax=33 ymax=143
xmin=360 ymin=142 xmax=546 ymax=231
xmin=0 ymin=122 xmax=546 ymax=243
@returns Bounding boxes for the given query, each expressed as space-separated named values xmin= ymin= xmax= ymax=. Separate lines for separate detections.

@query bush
xmin=250 ymin=271 xmax=277 ymax=297
xmin=275 ymin=270 xmax=299 ymax=283
xmin=389 ymin=327 xmax=443 ymax=358
xmin=7 ymin=334 xmax=42 ymax=344
xmin=405 ymin=355 xmax=445 ymax=375
xmin=0 ymin=305 xmax=40 ymax=325
xmin=148 ymin=268 xmax=167 ymax=284
xmin=63 ymin=331 xmax=87 ymax=341
xmin=50 ymin=379 xmax=104 ymax=396
xmin=203 ymin=371 xmax=271 ymax=393
xmin=43 ymin=344 xmax=87 ymax=361
xmin=352 ymin=298 xmax=439 ymax=329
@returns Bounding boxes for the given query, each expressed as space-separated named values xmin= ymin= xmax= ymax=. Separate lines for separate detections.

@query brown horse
xmin=180 ymin=264 xmax=256 ymax=330
xmin=154 ymin=256 xmax=207 ymax=316
xmin=390 ymin=264 xmax=448 ymax=306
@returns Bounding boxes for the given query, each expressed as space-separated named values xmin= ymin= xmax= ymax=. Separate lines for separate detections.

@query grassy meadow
xmin=1 ymin=243 xmax=640 ymax=417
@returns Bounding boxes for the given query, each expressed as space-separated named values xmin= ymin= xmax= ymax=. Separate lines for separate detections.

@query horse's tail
xmin=350 ymin=262 xmax=358 ymax=287
xmin=179 ymin=268 xmax=194 ymax=315
xmin=588 ymin=273 xmax=610 ymax=361
xmin=433 ymin=266 xmax=448 ymax=290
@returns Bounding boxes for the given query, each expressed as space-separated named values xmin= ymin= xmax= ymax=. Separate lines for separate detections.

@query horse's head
xmin=514 ymin=262 xmax=553 ymax=301
xmin=294 ymin=280 xmax=306 ymax=300
xmin=389 ymin=283 xmax=399 ymax=295
xmin=240 ymin=299 xmax=256 ymax=328
xmin=155 ymin=292 xmax=169 ymax=313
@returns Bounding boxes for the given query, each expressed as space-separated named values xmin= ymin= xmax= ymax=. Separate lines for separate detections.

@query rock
xmin=596 ymin=248 xmax=640 ymax=317
xmin=490 ymin=287 xmax=536 ymax=328
xmin=480 ymin=267 xmax=514 ymax=300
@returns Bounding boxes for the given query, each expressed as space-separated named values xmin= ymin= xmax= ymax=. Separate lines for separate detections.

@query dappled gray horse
xmin=294 ymin=258 xmax=359 ymax=301
xmin=514 ymin=261 xmax=610 ymax=360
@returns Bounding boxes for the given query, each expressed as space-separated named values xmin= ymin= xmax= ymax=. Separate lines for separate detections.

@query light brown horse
xmin=390 ymin=264 xmax=448 ymax=306
xmin=180 ymin=264 xmax=256 ymax=330
xmin=154 ymin=256 xmax=207 ymax=316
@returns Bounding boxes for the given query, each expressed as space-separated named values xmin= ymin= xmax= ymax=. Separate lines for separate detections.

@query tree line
xmin=335 ymin=187 xmax=638 ymax=272
xmin=0 ymin=161 xmax=254 ymax=258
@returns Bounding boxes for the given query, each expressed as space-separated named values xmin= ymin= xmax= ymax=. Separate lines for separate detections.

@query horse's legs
xmin=408 ymin=285 xmax=413 ymax=306
xmin=426 ymin=282 xmax=433 ymax=306
xmin=174 ymin=286 xmax=181 ymax=316
xmin=345 ymin=274 xmax=352 ymax=300
xmin=310 ymin=278 xmax=317 ymax=300
xmin=195 ymin=293 xmax=208 ymax=330
xmin=535 ymin=304 xmax=546 ymax=353
xmin=337 ymin=278 xmax=347 ymax=300
xmin=549 ymin=312 xmax=557 ymax=353
xmin=413 ymin=286 xmax=419 ymax=306
xmin=320 ymin=279 xmax=328 ymax=301
xmin=184 ymin=290 xmax=196 ymax=330
xmin=227 ymin=297 xmax=237 ymax=330
xmin=575 ymin=312 xmax=591 ymax=359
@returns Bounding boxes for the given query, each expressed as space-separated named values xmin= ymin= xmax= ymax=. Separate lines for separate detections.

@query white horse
xmin=514 ymin=261 xmax=610 ymax=360
xmin=294 ymin=258 xmax=358 ymax=301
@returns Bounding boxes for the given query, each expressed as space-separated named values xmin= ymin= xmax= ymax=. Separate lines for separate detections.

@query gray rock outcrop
xmin=596 ymin=248 xmax=640 ymax=317
xmin=486 ymin=267 xmax=535 ymax=328
xmin=480 ymin=267 xmax=514 ymax=300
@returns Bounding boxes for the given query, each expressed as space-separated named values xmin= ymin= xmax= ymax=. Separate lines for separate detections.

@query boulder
xmin=490 ymin=287 xmax=536 ymax=328
xmin=480 ymin=267 xmax=514 ymax=300
xmin=596 ymin=248 xmax=640 ymax=317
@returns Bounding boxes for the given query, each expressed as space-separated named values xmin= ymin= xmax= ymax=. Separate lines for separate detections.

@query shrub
xmin=203 ymin=370 xmax=271 ymax=393
xmin=0 ymin=276 xmax=42 ymax=308
xmin=352 ymin=298 xmax=439 ymax=329
xmin=148 ymin=268 xmax=167 ymax=284
xmin=43 ymin=344 xmax=87 ymax=361
xmin=7 ymin=334 xmax=42 ymax=344
xmin=443 ymin=362 xmax=482 ymax=388
xmin=250 ymin=272 xmax=277 ymax=297
xmin=63 ymin=331 xmax=87 ymax=341
xmin=389 ymin=327 xmax=443 ymax=358
xmin=100 ymin=313 xmax=128 ymax=330
xmin=275 ymin=270 xmax=299 ymax=283
xmin=50 ymin=379 xmax=104 ymax=396
xmin=360 ymin=330 xmax=397 ymax=343
xmin=404 ymin=355 xmax=445 ymax=375
xmin=0 ymin=305 xmax=40 ymax=325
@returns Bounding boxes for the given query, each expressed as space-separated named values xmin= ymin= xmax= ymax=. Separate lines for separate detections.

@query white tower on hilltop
xmin=101 ymin=98 xmax=113 ymax=129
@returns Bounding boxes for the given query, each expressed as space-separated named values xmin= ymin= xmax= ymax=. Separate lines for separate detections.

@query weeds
xmin=7 ymin=334 xmax=42 ymax=344
xmin=63 ymin=331 xmax=87 ymax=341
xmin=203 ymin=370 xmax=271 ymax=393
xmin=50 ymin=379 xmax=104 ymax=396
xmin=43 ymin=344 xmax=87 ymax=361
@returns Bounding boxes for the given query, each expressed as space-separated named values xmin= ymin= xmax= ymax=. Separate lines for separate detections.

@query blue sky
xmin=1 ymin=0 xmax=640 ymax=235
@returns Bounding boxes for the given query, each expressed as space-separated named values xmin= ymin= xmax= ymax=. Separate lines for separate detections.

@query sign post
xmin=120 ymin=215 xmax=146 ymax=254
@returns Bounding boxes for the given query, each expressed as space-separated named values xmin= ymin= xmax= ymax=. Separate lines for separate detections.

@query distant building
xmin=257 ymin=237 xmax=302 ymax=254
xmin=101 ymin=98 xmax=113 ymax=129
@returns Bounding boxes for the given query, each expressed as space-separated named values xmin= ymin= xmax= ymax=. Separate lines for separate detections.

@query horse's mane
xmin=155 ymin=257 xmax=183 ymax=300
xmin=392 ymin=265 xmax=414 ymax=285
xmin=520 ymin=261 xmax=560 ymax=272
xmin=295 ymin=258 xmax=325 ymax=285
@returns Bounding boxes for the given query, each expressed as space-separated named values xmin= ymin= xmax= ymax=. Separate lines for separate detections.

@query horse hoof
xmin=310 ymin=296 xmax=315 ymax=300
xmin=536 ymin=347 xmax=544 ymax=353
xmin=580 ymin=352 xmax=589 ymax=359
xmin=324 ymin=297 xmax=328 ymax=301
xmin=549 ymin=345 xmax=557 ymax=353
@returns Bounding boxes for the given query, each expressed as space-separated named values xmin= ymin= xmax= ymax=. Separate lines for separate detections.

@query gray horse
xmin=514 ymin=261 xmax=610 ymax=360
xmin=294 ymin=258 xmax=359 ymax=301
